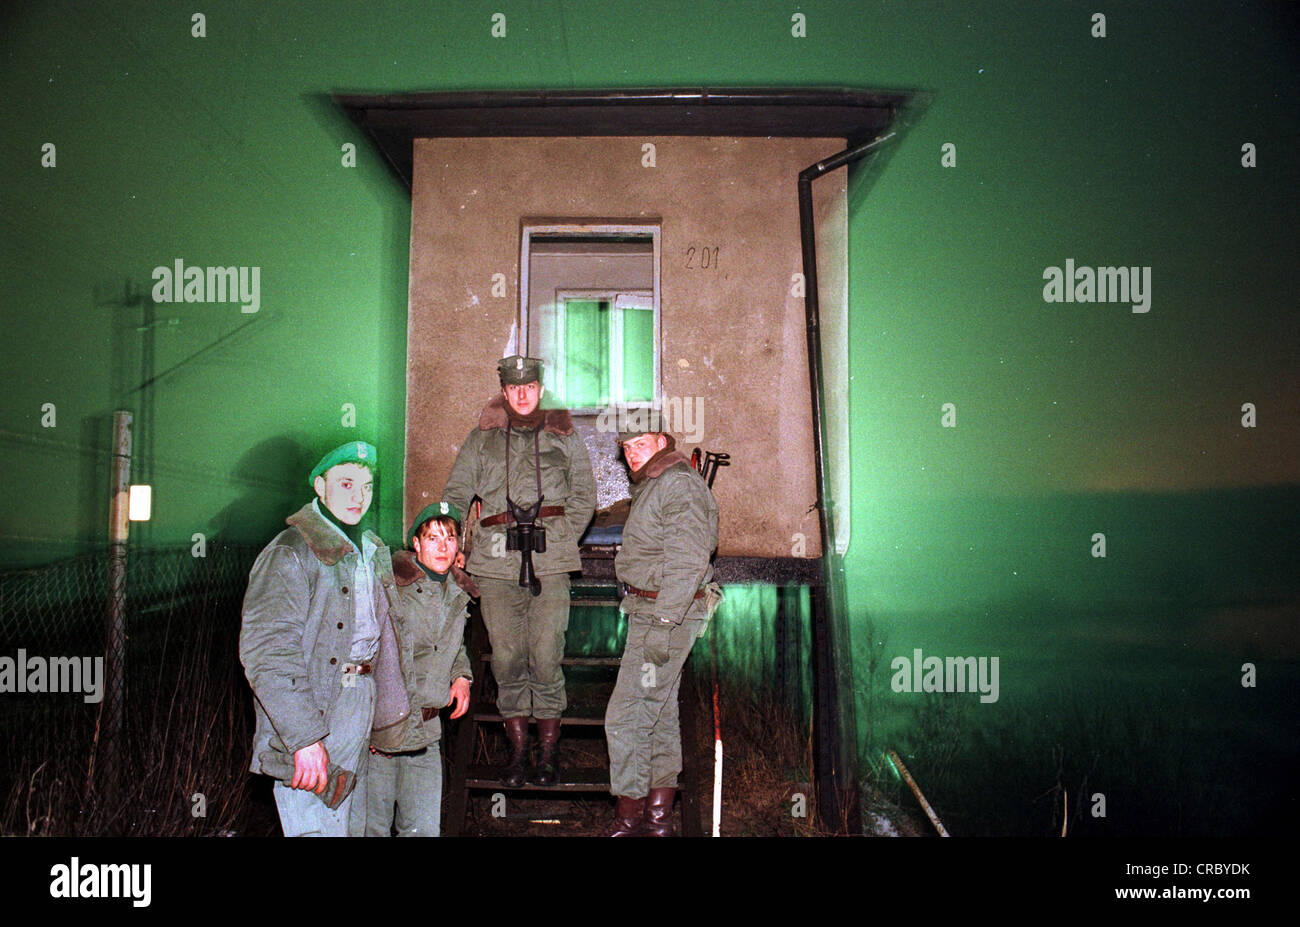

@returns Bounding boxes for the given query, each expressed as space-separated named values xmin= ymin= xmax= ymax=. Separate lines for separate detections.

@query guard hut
xmin=335 ymin=88 xmax=917 ymax=824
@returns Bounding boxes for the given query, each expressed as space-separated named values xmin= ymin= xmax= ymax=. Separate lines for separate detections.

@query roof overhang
xmin=332 ymin=87 xmax=916 ymax=190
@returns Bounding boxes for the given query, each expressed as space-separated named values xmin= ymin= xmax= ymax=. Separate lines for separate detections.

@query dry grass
xmin=0 ymin=568 xmax=926 ymax=838
xmin=0 ymin=585 xmax=272 ymax=837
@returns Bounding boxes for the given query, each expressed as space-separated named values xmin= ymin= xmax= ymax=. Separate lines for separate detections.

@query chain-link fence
xmin=0 ymin=542 xmax=255 ymax=654
xmin=0 ymin=542 xmax=274 ymax=836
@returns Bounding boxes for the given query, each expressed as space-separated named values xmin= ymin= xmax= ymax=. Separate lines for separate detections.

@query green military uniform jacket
xmin=372 ymin=550 xmax=475 ymax=753
xmin=240 ymin=501 xmax=405 ymax=777
xmin=615 ymin=451 xmax=719 ymax=623
xmin=442 ymin=395 xmax=597 ymax=581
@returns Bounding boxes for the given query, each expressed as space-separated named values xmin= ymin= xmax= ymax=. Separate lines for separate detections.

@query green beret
xmin=308 ymin=441 xmax=377 ymax=486
xmin=498 ymin=355 xmax=543 ymax=385
xmin=408 ymin=500 xmax=462 ymax=548
xmin=615 ymin=406 xmax=667 ymax=443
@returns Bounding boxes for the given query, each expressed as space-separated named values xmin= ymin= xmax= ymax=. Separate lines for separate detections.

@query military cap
xmin=615 ymin=406 xmax=668 ymax=443
xmin=308 ymin=441 xmax=377 ymax=486
xmin=498 ymin=355 xmax=543 ymax=385
xmin=408 ymin=500 xmax=463 ymax=548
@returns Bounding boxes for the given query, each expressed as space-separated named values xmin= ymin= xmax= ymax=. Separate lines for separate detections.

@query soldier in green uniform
xmin=604 ymin=414 xmax=720 ymax=837
xmin=442 ymin=356 xmax=597 ymax=787
xmin=240 ymin=441 xmax=399 ymax=837
xmin=361 ymin=501 xmax=474 ymax=836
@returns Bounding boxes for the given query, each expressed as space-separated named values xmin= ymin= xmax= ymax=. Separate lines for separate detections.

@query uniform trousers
xmin=477 ymin=574 xmax=570 ymax=719
xmin=361 ymin=741 xmax=443 ymax=836
xmin=605 ymin=607 xmax=704 ymax=798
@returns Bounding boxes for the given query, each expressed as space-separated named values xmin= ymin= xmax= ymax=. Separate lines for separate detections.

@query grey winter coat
xmin=375 ymin=551 xmax=474 ymax=752
xmin=442 ymin=395 xmax=597 ymax=581
xmin=239 ymin=501 xmax=407 ymax=777
xmin=615 ymin=452 xmax=719 ymax=625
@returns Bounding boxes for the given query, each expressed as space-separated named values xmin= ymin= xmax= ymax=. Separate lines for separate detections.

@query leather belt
xmin=624 ymin=583 xmax=705 ymax=601
xmin=481 ymin=506 xmax=566 ymax=528
xmin=421 ymin=706 xmax=438 ymax=721
xmin=342 ymin=661 xmax=373 ymax=675
xmin=371 ymin=744 xmax=429 ymax=759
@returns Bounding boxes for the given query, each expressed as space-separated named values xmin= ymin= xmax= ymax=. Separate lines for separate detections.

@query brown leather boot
xmin=644 ymin=787 xmax=676 ymax=836
xmin=605 ymin=796 xmax=647 ymax=837
xmin=501 ymin=717 xmax=530 ymax=788
xmin=531 ymin=717 xmax=561 ymax=786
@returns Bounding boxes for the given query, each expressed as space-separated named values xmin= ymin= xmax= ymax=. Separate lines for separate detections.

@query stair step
xmin=444 ymin=603 xmax=702 ymax=835
xmin=471 ymin=711 xmax=606 ymax=726
xmin=465 ymin=765 xmax=611 ymax=792
xmin=477 ymin=653 xmax=622 ymax=667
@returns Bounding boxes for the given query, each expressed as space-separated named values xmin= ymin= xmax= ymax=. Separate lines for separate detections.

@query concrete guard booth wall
xmin=404 ymin=135 xmax=849 ymax=560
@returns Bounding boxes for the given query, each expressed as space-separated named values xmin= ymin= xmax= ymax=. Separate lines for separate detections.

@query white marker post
xmin=888 ymin=749 xmax=950 ymax=837
xmin=712 ymin=739 xmax=722 ymax=837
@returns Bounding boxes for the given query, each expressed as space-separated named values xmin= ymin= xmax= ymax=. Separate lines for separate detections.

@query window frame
xmin=551 ymin=289 xmax=655 ymax=410
xmin=519 ymin=222 xmax=661 ymax=415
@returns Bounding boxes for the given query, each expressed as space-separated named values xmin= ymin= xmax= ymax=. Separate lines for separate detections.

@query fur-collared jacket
xmin=615 ymin=451 xmax=719 ymax=624
xmin=442 ymin=394 xmax=597 ymax=581
xmin=239 ymin=501 xmax=407 ymax=778
xmin=371 ymin=550 xmax=475 ymax=752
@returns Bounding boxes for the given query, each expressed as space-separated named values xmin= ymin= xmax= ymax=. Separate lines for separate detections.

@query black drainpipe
xmin=797 ymin=130 xmax=896 ymax=830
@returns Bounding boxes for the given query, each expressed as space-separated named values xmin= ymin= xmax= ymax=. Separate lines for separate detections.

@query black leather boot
xmin=644 ymin=787 xmax=676 ymax=837
xmin=605 ymin=796 xmax=647 ymax=837
xmin=531 ymin=717 xmax=561 ymax=786
xmin=501 ymin=716 xmax=530 ymax=788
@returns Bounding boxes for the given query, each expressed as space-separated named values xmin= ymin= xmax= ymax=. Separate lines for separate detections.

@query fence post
xmin=93 ymin=411 xmax=132 ymax=799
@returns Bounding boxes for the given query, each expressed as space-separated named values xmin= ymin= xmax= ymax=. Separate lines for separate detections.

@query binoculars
xmin=505 ymin=497 xmax=547 ymax=596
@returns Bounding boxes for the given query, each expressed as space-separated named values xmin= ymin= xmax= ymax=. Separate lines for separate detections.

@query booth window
xmin=521 ymin=225 xmax=660 ymax=413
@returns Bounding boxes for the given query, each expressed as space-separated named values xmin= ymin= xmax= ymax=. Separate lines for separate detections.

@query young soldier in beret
xmin=361 ymin=502 xmax=475 ymax=837
xmin=442 ymin=355 xmax=596 ymax=787
xmin=240 ymin=441 xmax=401 ymax=837
xmin=604 ymin=414 xmax=720 ymax=836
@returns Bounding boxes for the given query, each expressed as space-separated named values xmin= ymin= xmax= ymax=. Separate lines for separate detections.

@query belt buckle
xmin=617 ymin=581 xmax=629 ymax=599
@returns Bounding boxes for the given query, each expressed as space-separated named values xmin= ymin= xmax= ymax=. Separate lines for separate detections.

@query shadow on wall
xmin=208 ymin=436 xmax=317 ymax=547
